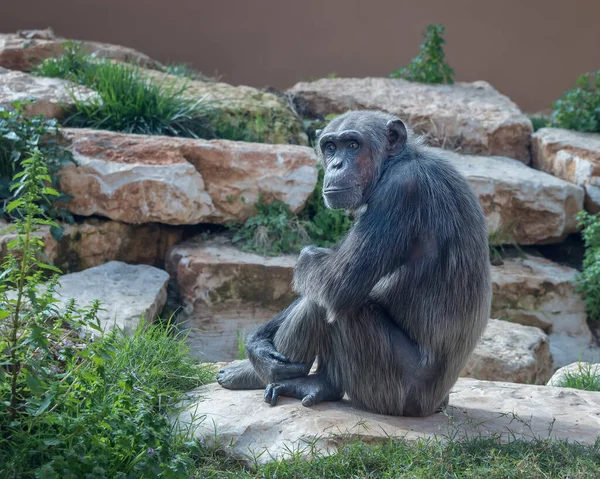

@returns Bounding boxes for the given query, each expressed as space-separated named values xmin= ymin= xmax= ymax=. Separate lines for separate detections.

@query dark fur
xmin=217 ymin=110 xmax=491 ymax=417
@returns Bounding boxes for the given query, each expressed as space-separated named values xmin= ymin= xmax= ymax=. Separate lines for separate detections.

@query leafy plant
xmin=34 ymin=42 xmax=215 ymax=138
xmin=391 ymin=24 xmax=455 ymax=84
xmin=0 ymin=102 xmax=73 ymax=221
xmin=529 ymin=114 xmax=551 ymax=132
xmin=576 ymin=210 xmax=600 ymax=321
xmin=160 ymin=62 xmax=215 ymax=82
xmin=550 ymin=71 xmax=600 ymax=132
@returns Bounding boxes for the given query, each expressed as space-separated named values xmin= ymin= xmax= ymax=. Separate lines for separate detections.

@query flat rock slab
xmin=166 ymin=236 xmax=297 ymax=360
xmin=491 ymin=255 xmax=600 ymax=368
xmin=178 ymin=379 xmax=600 ymax=464
xmin=440 ymin=148 xmax=584 ymax=244
xmin=54 ymin=261 xmax=169 ymax=334
xmin=532 ymin=127 xmax=600 ymax=213
xmin=58 ymin=128 xmax=317 ymax=225
xmin=0 ymin=69 xmax=98 ymax=119
xmin=0 ymin=31 xmax=159 ymax=72
xmin=462 ymin=319 xmax=553 ymax=384
xmin=289 ymin=78 xmax=532 ymax=162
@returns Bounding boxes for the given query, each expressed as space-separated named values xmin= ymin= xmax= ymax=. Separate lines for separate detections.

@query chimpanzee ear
xmin=315 ymin=129 xmax=323 ymax=138
xmin=386 ymin=119 xmax=407 ymax=155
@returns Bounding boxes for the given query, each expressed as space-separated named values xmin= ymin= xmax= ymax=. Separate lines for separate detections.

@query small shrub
xmin=576 ymin=210 xmax=600 ymax=321
xmin=557 ymin=362 xmax=600 ymax=392
xmin=0 ymin=102 xmax=72 ymax=221
xmin=35 ymin=42 xmax=215 ymax=138
xmin=550 ymin=71 xmax=600 ymax=133
xmin=161 ymin=62 xmax=215 ymax=82
xmin=391 ymin=24 xmax=455 ymax=84
xmin=529 ymin=114 xmax=551 ymax=132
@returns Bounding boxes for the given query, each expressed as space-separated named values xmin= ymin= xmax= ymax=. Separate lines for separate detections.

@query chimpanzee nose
xmin=331 ymin=159 xmax=343 ymax=170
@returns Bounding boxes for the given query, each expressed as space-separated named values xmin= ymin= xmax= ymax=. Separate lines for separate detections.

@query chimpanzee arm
xmin=293 ymin=174 xmax=423 ymax=317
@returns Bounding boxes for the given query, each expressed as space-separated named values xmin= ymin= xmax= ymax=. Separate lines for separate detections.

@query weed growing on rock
xmin=229 ymin=166 xmax=352 ymax=256
xmin=529 ymin=114 xmax=551 ymax=132
xmin=557 ymin=362 xmax=600 ymax=392
xmin=34 ymin=42 xmax=215 ymax=138
xmin=551 ymin=71 xmax=600 ymax=133
xmin=391 ymin=24 xmax=455 ymax=84
xmin=576 ymin=211 xmax=600 ymax=321
xmin=0 ymin=102 xmax=72 ymax=222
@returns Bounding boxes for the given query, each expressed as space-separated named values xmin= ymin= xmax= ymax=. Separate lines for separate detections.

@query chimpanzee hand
xmin=246 ymin=338 xmax=308 ymax=382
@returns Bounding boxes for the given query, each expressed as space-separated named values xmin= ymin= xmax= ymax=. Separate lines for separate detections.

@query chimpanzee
xmin=217 ymin=110 xmax=491 ymax=417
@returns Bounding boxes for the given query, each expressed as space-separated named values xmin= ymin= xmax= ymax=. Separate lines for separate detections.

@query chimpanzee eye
xmin=324 ymin=142 xmax=336 ymax=153
xmin=348 ymin=141 xmax=359 ymax=149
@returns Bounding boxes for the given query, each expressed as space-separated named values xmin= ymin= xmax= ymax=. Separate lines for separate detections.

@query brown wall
xmin=2 ymin=0 xmax=599 ymax=112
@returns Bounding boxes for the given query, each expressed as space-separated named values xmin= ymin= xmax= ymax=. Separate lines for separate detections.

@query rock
xmin=58 ymin=128 xmax=318 ymax=225
xmin=176 ymin=378 xmax=600 ymax=464
xmin=165 ymin=236 xmax=297 ymax=360
xmin=289 ymin=78 xmax=532 ymax=162
xmin=0 ymin=31 xmax=160 ymax=72
xmin=547 ymin=362 xmax=600 ymax=386
xmin=0 ymin=218 xmax=183 ymax=273
xmin=142 ymin=69 xmax=308 ymax=145
xmin=437 ymin=147 xmax=584 ymax=244
xmin=491 ymin=255 xmax=600 ymax=368
xmin=461 ymin=319 xmax=553 ymax=384
xmin=0 ymin=69 xmax=98 ymax=119
xmin=532 ymin=128 xmax=600 ymax=213
xmin=53 ymin=261 xmax=169 ymax=335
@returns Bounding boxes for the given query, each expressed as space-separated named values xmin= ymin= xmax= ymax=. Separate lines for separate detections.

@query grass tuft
xmin=557 ymin=362 xmax=600 ymax=392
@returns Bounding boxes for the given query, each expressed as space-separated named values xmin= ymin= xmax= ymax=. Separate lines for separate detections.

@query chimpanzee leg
xmin=217 ymin=297 xmax=327 ymax=390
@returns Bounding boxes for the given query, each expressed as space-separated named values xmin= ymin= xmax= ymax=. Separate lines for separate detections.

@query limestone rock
xmin=166 ymin=236 xmax=297 ymax=360
xmin=142 ymin=69 xmax=308 ymax=145
xmin=437 ymin=147 xmax=584 ymax=244
xmin=177 ymin=379 xmax=600 ymax=464
xmin=1 ymin=218 xmax=183 ymax=273
xmin=0 ymin=69 xmax=98 ymax=119
xmin=462 ymin=319 xmax=553 ymax=384
xmin=491 ymin=255 xmax=600 ymax=368
xmin=57 ymin=128 xmax=317 ymax=225
xmin=532 ymin=128 xmax=600 ymax=213
xmin=547 ymin=362 xmax=600 ymax=387
xmin=0 ymin=31 xmax=159 ymax=72
xmin=289 ymin=78 xmax=532 ymax=162
xmin=53 ymin=261 xmax=169 ymax=335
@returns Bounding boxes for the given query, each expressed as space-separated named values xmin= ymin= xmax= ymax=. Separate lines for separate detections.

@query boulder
xmin=288 ymin=78 xmax=532 ymax=162
xmin=491 ymin=255 xmax=600 ymax=368
xmin=0 ymin=30 xmax=160 ymax=72
xmin=461 ymin=319 xmax=553 ymax=384
xmin=58 ymin=128 xmax=317 ymax=225
xmin=547 ymin=362 xmax=600 ymax=387
xmin=176 ymin=379 xmax=600 ymax=464
xmin=142 ymin=69 xmax=308 ymax=145
xmin=438 ymin=147 xmax=584 ymax=244
xmin=532 ymin=128 xmax=600 ymax=213
xmin=0 ymin=69 xmax=98 ymax=119
xmin=0 ymin=218 xmax=183 ymax=273
xmin=165 ymin=236 xmax=296 ymax=360
xmin=53 ymin=261 xmax=169 ymax=335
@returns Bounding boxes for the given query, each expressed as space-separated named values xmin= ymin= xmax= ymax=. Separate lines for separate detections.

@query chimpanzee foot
xmin=217 ymin=360 xmax=265 ymax=390
xmin=264 ymin=373 xmax=343 ymax=407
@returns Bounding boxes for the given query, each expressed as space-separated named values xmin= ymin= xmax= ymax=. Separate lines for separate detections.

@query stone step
xmin=58 ymin=128 xmax=318 ymax=225
xmin=176 ymin=379 xmax=600 ymax=464
xmin=288 ymin=77 xmax=533 ymax=162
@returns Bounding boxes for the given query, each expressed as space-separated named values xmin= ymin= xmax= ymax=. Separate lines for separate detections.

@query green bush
xmin=391 ymin=24 xmax=455 ymax=84
xmin=551 ymin=71 xmax=600 ymax=132
xmin=34 ymin=42 xmax=215 ymax=138
xmin=576 ymin=210 xmax=600 ymax=321
xmin=557 ymin=362 xmax=600 ymax=392
xmin=0 ymin=149 xmax=213 ymax=477
xmin=0 ymin=102 xmax=72 ymax=221
xmin=229 ymin=165 xmax=352 ymax=256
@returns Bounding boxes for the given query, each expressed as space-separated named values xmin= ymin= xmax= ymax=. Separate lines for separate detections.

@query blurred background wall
xmin=1 ymin=0 xmax=599 ymax=112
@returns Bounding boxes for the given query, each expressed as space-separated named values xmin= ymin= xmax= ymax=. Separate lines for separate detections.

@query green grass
xmin=557 ymin=362 xmax=600 ymax=392
xmin=191 ymin=436 xmax=600 ymax=478
xmin=34 ymin=42 xmax=215 ymax=138
xmin=0 ymin=322 xmax=214 ymax=478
